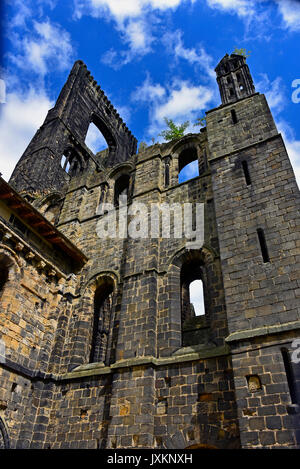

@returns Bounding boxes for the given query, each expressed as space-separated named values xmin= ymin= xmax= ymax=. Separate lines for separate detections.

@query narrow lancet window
xmin=231 ymin=109 xmax=238 ymax=124
xmin=165 ymin=160 xmax=170 ymax=187
xmin=257 ymin=228 xmax=270 ymax=263
xmin=90 ymin=282 xmax=114 ymax=364
xmin=242 ymin=160 xmax=251 ymax=185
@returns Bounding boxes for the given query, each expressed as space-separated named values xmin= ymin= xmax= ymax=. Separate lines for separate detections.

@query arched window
xmin=61 ymin=149 xmax=83 ymax=177
xmin=114 ymin=174 xmax=130 ymax=207
xmin=85 ymin=122 xmax=108 ymax=154
xmin=180 ymin=258 xmax=208 ymax=347
xmin=189 ymin=279 xmax=205 ymax=317
xmin=178 ymin=147 xmax=199 ymax=184
xmin=90 ymin=278 xmax=114 ymax=364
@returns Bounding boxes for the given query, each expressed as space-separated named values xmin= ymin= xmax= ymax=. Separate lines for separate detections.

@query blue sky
xmin=0 ymin=0 xmax=300 ymax=188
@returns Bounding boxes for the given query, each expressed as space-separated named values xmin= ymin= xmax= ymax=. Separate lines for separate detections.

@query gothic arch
xmin=158 ymin=247 xmax=219 ymax=355
xmin=90 ymin=113 xmax=117 ymax=157
xmin=170 ymin=135 xmax=200 ymax=156
xmin=81 ymin=270 xmax=119 ymax=297
xmin=107 ymin=162 xmax=135 ymax=180
xmin=67 ymin=271 xmax=120 ymax=368
xmin=167 ymin=245 xmax=217 ymax=271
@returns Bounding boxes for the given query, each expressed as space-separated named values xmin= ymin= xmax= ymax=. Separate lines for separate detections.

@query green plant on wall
xmin=158 ymin=117 xmax=190 ymax=141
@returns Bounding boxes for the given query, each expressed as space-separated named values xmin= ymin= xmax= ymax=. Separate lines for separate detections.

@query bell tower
xmin=215 ymin=53 xmax=256 ymax=104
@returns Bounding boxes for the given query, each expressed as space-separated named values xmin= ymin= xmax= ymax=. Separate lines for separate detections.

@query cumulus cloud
xmin=9 ymin=20 xmax=74 ymax=77
xmin=132 ymin=75 xmax=213 ymax=140
xmin=75 ymin=0 xmax=195 ymax=66
xmin=206 ymin=0 xmax=256 ymax=18
xmin=0 ymin=87 xmax=53 ymax=181
xmin=256 ymin=74 xmax=287 ymax=114
xmin=74 ymin=0 xmax=190 ymax=20
xmin=275 ymin=0 xmax=300 ymax=31
xmin=154 ymin=81 xmax=213 ymax=122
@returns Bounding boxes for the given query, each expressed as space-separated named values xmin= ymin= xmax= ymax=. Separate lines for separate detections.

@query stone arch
xmin=0 ymin=417 xmax=10 ymax=449
xmin=170 ymin=136 xmax=208 ymax=182
xmin=107 ymin=163 xmax=135 ymax=207
xmin=167 ymin=245 xmax=217 ymax=270
xmin=106 ymin=162 xmax=134 ymax=180
xmin=60 ymin=146 xmax=87 ymax=177
xmin=68 ymin=271 xmax=119 ymax=368
xmin=89 ymin=113 xmax=118 ymax=162
xmin=158 ymin=247 xmax=219 ymax=355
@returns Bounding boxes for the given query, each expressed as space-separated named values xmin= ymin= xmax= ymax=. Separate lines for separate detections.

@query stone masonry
xmin=0 ymin=53 xmax=299 ymax=449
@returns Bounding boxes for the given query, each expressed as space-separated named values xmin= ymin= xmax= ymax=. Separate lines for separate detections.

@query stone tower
xmin=0 ymin=54 xmax=299 ymax=449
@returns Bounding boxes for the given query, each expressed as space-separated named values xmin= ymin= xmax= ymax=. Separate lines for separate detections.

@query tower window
xmin=114 ymin=174 xmax=130 ymax=207
xmin=178 ymin=147 xmax=199 ymax=184
xmin=90 ymin=280 xmax=114 ymax=364
xmin=242 ymin=160 xmax=251 ymax=185
xmin=61 ymin=154 xmax=70 ymax=173
xmin=85 ymin=121 xmax=108 ymax=154
xmin=231 ymin=109 xmax=238 ymax=124
xmin=181 ymin=266 xmax=206 ymax=324
xmin=257 ymin=228 xmax=270 ymax=263
xmin=189 ymin=279 xmax=205 ymax=316
xmin=281 ymin=348 xmax=297 ymax=404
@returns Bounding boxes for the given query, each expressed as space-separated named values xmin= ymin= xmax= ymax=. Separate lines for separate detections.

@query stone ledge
xmin=225 ymin=320 xmax=300 ymax=343
xmin=59 ymin=344 xmax=230 ymax=380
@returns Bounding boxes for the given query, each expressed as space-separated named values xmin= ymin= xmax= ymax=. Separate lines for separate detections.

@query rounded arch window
xmin=189 ymin=279 xmax=205 ymax=317
xmin=114 ymin=174 xmax=130 ymax=207
xmin=178 ymin=147 xmax=199 ymax=183
xmin=90 ymin=277 xmax=115 ymax=364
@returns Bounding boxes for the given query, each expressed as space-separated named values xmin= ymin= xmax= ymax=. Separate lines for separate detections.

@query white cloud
xmin=276 ymin=120 xmax=300 ymax=189
xmin=10 ymin=20 xmax=74 ymax=76
xmin=0 ymin=88 xmax=53 ymax=181
xmin=133 ymin=76 xmax=213 ymax=140
xmin=75 ymin=0 xmax=189 ymax=20
xmin=162 ymin=30 xmax=215 ymax=79
xmin=276 ymin=0 xmax=300 ymax=31
xmin=132 ymin=74 xmax=166 ymax=102
xmin=154 ymin=81 xmax=213 ymax=122
xmin=256 ymin=74 xmax=287 ymax=114
xmin=206 ymin=0 xmax=256 ymax=17
xmin=76 ymin=0 xmax=195 ymax=66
